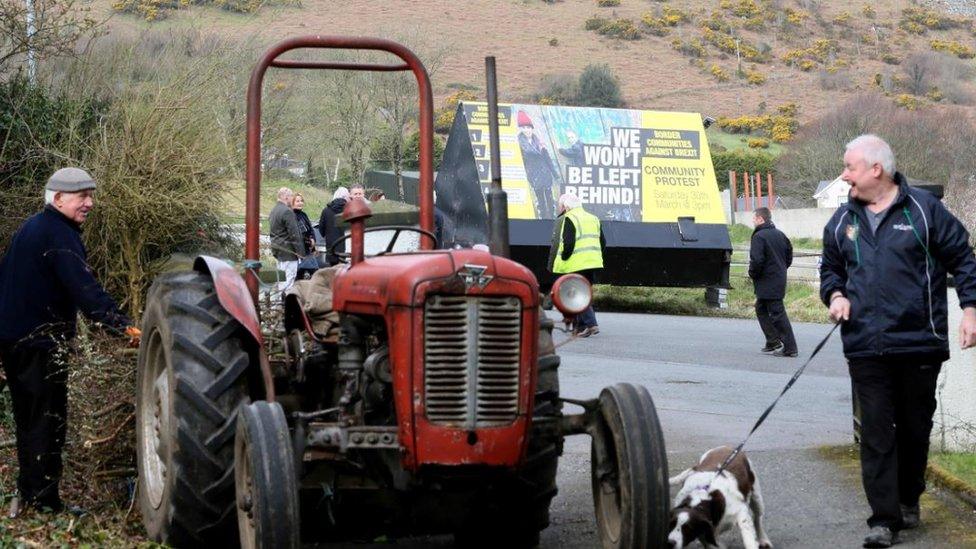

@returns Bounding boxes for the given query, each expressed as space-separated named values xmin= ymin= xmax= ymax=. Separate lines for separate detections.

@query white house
xmin=813 ymin=176 xmax=850 ymax=208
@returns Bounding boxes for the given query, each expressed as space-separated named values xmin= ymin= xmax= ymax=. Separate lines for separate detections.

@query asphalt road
xmin=329 ymin=312 xmax=976 ymax=548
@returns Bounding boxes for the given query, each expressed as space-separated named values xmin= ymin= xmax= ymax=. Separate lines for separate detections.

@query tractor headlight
xmin=551 ymin=274 xmax=592 ymax=315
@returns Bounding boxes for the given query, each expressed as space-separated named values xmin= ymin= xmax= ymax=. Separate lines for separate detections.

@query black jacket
xmin=749 ymin=222 xmax=793 ymax=300
xmin=0 ymin=206 xmax=131 ymax=349
xmin=294 ymin=209 xmax=314 ymax=255
xmin=319 ymin=198 xmax=346 ymax=265
xmin=820 ymin=172 xmax=976 ymax=360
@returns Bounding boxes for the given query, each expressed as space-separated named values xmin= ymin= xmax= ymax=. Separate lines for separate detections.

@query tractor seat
xmin=286 ymin=266 xmax=342 ymax=340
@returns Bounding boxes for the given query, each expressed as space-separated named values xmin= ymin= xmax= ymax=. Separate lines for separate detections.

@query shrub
xmin=702 ymin=11 xmax=733 ymax=33
xmin=782 ymin=39 xmax=838 ymax=70
xmin=435 ymin=90 xmax=477 ymax=133
xmin=403 ymin=130 xmax=445 ymax=170
xmin=662 ymin=6 xmax=691 ymax=25
xmin=536 ymin=73 xmax=580 ymax=105
xmin=747 ymin=137 xmax=770 ymax=148
xmin=597 ymin=0 xmax=620 ymax=6
xmin=717 ymin=114 xmax=772 ymax=133
xmin=862 ymin=4 xmax=876 ymax=19
xmin=770 ymin=115 xmax=797 ymax=142
xmin=726 ymin=0 xmax=761 ymax=18
xmin=671 ymin=38 xmax=708 ymax=58
xmin=577 ymin=63 xmax=624 ymax=107
xmin=930 ymin=39 xmax=976 ymax=59
xmin=549 ymin=37 xmax=559 ymax=46
xmin=585 ymin=16 xmax=608 ymax=31
xmin=598 ymin=18 xmax=642 ymax=40
xmin=745 ymin=68 xmax=766 ymax=85
xmin=927 ymin=87 xmax=945 ymax=102
xmin=881 ymin=53 xmax=901 ymax=65
xmin=784 ymin=8 xmax=807 ymax=25
xmin=716 ymin=103 xmax=797 ymax=142
xmin=900 ymin=6 xmax=968 ymax=32
xmin=711 ymin=149 xmax=776 ymax=178
xmin=710 ymin=64 xmax=730 ymax=82
xmin=894 ymin=93 xmax=923 ymax=110
xmin=833 ymin=11 xmax=852 ymax=26
xmin=641 ymin=15 xmax=672 ymax=36
xmin=0 ymin=78 xmax=107 ymax=251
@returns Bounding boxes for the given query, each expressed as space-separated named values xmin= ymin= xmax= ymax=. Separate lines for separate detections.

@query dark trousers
xmin=755 ymin=298 xmax=796 ymax=353
xmin=0 ymin=342 xmax=68 ymax=509
xmin=849 ymin=357 xmax=942 ymax=530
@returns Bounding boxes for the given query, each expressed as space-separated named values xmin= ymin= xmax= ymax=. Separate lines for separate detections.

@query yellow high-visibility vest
xmin=553 ymin=207 xmax=604 ymax=274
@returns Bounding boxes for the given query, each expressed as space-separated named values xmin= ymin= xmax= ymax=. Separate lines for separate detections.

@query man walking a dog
xmin=749 ymin=206 xmax=797 ymax=357
xmin=821 ymin=135 xmax=976 ymax=548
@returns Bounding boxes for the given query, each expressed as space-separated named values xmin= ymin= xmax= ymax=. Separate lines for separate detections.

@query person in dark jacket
xmin=319 ymin=186 xmax=348 ymax=265
xmin=516 ymin=110 xmax=560 ymax=220
xmin=748 ymin=207 xmax=797 ymax=357
xmin=269 ymin=187 xmax=304 ymax=289
xmin=0 ymin=168 xmax=135 ymax=515
xmin=821 ymin=135 xmax=976 ymax=548
xmin=292 ymin=192 xmax=315 ymax=255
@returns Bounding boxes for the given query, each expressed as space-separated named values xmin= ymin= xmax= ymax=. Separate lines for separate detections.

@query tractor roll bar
xmin=245 ymin=36 xmax=436 ymax=302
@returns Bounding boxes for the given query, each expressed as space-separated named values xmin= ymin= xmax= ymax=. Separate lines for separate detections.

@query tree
xmin=0 ymin=0 xmax=100 ymax=77
xmin=777 ymin=95 xmax=976 ymax=234
xmin=322 ymin=68 xmax=376 ymax=184
xmin=577 ymin=63 xmax=624 ymax=108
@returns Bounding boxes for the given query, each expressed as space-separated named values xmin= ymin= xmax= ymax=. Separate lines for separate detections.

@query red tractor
xmin=134 ymin=36 xmax=669 ymax=548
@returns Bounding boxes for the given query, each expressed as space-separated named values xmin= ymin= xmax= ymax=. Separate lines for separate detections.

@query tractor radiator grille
xmin=424 ymin=295 xmax=522 ymax=428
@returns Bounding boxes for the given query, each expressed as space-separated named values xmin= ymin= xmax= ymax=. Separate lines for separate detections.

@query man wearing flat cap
xmin=0 ymin=167 xmax=137 ymax=515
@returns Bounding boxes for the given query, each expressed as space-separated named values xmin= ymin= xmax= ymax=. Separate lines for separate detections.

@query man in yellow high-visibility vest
xmin=548 ymin=193 xmax=605 ymax=337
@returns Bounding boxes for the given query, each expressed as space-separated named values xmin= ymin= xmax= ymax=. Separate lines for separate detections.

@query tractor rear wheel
xmin=455 ymin=309 xmax=562 ymax=548
xmin=591 ymin=383 xmax=669 ymax=549
xmin=235 ymin=401 xmax=300 ymax=549
xmin=136 ymin=271 xmax=251 ymax=547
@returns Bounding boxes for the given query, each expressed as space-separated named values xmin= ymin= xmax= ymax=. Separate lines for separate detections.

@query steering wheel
xmin=329 ymin=225 xmax=438 ymax=262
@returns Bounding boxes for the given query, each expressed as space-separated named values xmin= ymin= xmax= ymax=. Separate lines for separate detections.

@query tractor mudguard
xmin=193 ymin=255 xmax=275 ymax=400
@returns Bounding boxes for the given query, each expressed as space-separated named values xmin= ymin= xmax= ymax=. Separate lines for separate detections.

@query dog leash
xmin=710 ymin=321 xmax=841 ymax=484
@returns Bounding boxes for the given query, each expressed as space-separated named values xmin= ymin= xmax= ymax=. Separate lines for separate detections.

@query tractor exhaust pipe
xmin=485 ymin=56 xmax=510 ymax=258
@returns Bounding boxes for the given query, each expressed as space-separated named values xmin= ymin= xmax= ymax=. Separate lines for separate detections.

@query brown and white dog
xmin=667 ymin=446 xmax=772 ymax=549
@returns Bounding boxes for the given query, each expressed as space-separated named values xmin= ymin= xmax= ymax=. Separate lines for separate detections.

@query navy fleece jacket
xmin=0 ymin=206 xmax=131 ymax=348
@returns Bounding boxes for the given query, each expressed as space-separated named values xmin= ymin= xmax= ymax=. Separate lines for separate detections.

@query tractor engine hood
xmin=332 ymin=248 xmax=540 ymax=313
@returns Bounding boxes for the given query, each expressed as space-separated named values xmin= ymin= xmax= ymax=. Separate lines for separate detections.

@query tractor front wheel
xmin=235 ymin=401 xmax=300 ymax=549
xmin=590 ymin=383 xmax=669 ymax=549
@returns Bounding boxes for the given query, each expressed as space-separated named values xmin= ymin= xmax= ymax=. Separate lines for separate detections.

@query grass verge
xmin=929 ymin=453 xmax=976 ymax=507
xmin=728 ymin=223 xmax=823 ymax=250
xmin=594 ymin=273 xmax=830 ymax=324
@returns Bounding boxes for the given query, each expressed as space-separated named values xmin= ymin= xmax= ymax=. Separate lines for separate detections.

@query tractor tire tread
xmin=137 ymin=270 xmax=250 ymax=547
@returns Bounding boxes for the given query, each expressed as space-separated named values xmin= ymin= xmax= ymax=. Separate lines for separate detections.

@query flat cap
xmin=46 ymin=167 xmax=96 ymax=192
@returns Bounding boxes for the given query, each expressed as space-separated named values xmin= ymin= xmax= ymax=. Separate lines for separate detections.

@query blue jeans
xmin=576 ymin=305 xmax=597 ymax=329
